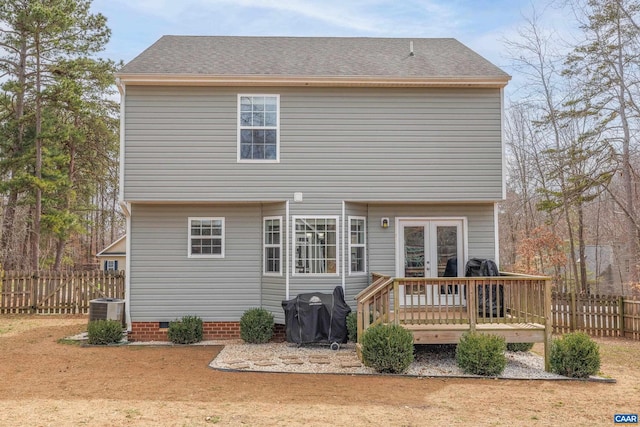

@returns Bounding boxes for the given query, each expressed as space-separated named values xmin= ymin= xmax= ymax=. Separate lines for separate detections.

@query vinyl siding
xmin=128 ymin=201 xmax=495 ymax=321
xmin=123 ymin=86 xmax=503 ymax=203
xmin=129 ymin=203 xmax=262 ymax=321
xmin=367 ymin=203 xmax=497 ymax=278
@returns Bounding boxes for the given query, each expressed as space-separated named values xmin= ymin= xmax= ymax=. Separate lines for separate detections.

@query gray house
xmin=116 ymin=36 xmax=510 ymax=341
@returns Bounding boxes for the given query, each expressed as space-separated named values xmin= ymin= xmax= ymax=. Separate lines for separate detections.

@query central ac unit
xmin=89 ymin=298 xmax=125 ymax=327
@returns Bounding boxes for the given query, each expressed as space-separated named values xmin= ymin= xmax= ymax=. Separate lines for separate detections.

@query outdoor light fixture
xmin=381 ymin=217 xmax=390 ymax=229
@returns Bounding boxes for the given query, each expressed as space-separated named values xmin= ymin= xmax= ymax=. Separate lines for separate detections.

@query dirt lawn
xmin=0 ymin=316 xmax=638 ymax=426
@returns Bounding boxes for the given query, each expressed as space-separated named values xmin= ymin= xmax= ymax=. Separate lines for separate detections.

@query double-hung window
xmin=263 ymin=216 xmax=282 ymax=275
xmin=238 ymin=95 xmax=279 ymax=161
xmin=188 ymin=217 xmax=224 ymax=258
xmin=293 ymin=217 xmax=338 ymax=275
xmin=349 ymin=217 xmax=366 ymax=274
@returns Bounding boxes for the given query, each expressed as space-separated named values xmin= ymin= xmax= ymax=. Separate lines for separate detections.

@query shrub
xmin=87 ymin=319 xmax=123 ymax=345
xmin=507 ymin=342 xmax=534 ymax=352
xmin=550 ymin=332 xmax=600 ymax=378
xmin=346 ymin=312 xmax=357 ymax=342
xmin=456 ymin=332 xmax=506 ymax=376
xmin=361 ymin=324 xmax=414 ymax=374
xmin=168 ymin=315 xmax=203 ymax=344
xmin=240 ymin=308 xmax=274 ymax=344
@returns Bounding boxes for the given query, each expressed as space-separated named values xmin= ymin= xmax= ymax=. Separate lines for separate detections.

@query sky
xmin=90 ymin=0 xmax=579 ymax=98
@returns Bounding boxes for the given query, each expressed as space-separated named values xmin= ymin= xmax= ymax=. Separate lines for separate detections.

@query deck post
xmin=544 ymin=278 xmax=552 ymax=372
xmin=393 ymin=280 xmax=400 ymax=325
xmin=357 ymin=301 xmax=364 ymax=344
xmin=468 ymin=279 xmax=477 ymax=333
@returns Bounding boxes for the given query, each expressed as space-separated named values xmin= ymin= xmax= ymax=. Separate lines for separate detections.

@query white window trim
xmin=292 ymin=215 xmax=340 ymax=277
xmin=188 ymin=217 xmax=225 ymax=258
xmin=105 ymin=260 xmax=117 ymax=271
xmin=348 ymin=216 xmax=367 ymax=276
xmin=237 ymin=94 xmax=280 ymax=163
xmin=263 ymin=216 xmax=283 ymax=276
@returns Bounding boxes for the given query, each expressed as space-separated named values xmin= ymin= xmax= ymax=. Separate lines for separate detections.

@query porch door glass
xmin=404 ymin=226 xmax=427 ymax=277
xmin=436 ymin=226 xmax=458 ymax=277
xmin=398 ymin=219 xmax=465 ymax=306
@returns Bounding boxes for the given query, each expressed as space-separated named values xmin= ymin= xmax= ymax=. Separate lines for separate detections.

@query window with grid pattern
xmin=188 ymin=217 xmax=224 ymax=258
xmin=238 ymin=95 xmax=279 ymax=161
xmin=349 ymin=217 xmax=366 ymax=274
xmin=264 ymin=217 xmax=282 ymax=274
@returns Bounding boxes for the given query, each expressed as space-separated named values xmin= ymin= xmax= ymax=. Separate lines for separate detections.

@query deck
xmin=355 ymin=273 xmax=552 ymax=371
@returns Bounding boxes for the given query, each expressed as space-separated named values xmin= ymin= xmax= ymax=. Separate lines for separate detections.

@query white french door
xmin=397 ymin=218 xmax=466 ymax=306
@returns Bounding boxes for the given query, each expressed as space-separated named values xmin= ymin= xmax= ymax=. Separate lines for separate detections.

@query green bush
xmin=346 ymin=312 xmax=357 ymax=342
xmin=168 ymin=315 xmax=203 ymax=344
xmin=550 ymin=332 xmax=600 ymax=378
xmin=87 ymin=319 xmax=123 ymax=345
xmin=361 ymin=324 xmax=414 ymax=374
xmin=240 ymin=308 xmax=274 ymax=344
xmin=506 ymin=342 xmax=534 ymax=352
xmin=456 ymin=332 xmax=506 ymax=376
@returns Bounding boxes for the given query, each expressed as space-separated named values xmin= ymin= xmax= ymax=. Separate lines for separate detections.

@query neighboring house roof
xmin=96 ymin=235 xmax=126 ymax=257
xmin=117 ymin=36 xmax=510 ymax=87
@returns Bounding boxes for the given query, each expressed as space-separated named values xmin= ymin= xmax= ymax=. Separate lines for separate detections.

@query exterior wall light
xmin=381 ymin=217 xmax=390 ymax=229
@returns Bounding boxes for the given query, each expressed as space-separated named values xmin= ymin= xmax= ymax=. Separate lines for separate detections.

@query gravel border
xmin=208 ymin=341 xmax=576 ymax=380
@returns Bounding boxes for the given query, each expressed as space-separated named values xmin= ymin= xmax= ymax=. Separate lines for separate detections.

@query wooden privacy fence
xmin=552 ymin=292 xmax=640 ymax=340
xmin=0 ymin=270 xmax=125 ymax=314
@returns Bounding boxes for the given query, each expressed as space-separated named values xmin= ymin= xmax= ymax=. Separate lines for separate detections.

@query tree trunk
xmin=615 ymin=8 xmax=639 ymax=285
xmin=53 ymin=238 xmax=65 ymax=271
xmin=578 ymin=204 xmax=587 ymax=294
xmin=1 ymin=36 xmax=29 ymax=270
xmin=1 ymin=190 xmax=19 ymax=269
xmin=32 ymin=33 xmax=42 ymax=270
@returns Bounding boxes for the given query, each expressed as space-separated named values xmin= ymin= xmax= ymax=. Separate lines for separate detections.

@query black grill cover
xmin=465 ymin=258 xmax=504 ymax=317
xmin=281 ymin=286 xmax=351 ymax=345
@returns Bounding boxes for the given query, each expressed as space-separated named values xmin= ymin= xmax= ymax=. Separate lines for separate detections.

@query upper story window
xmin=238 ymin=94 xmax=279 ymax=162
xmin=188 ymin=217 xmax=225 ymax=258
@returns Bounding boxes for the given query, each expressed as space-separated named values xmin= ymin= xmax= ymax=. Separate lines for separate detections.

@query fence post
xmin=30 ymin=270 xmax=38 ymax=314
xmin=544 ymin=278 xmax=552 ymax=372
xmin=570 ymin=289 xmax=577 ymax=332
xmin=618 ymin=296 xmax=625 ymax=338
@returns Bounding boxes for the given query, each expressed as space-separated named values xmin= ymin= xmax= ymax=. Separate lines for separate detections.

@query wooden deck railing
xmin=355 ymin=272 xmax=552 ymax=341
xmin=354 ymin=273 xmax=394 ymax=341
xmin=355 ymin=272 xmax=553 ymax=370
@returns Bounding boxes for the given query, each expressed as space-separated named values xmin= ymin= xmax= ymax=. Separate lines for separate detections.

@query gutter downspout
xmin=285 ymin=200 xmax=290 ymax=300
xmin=120 ymin=201 xmax=132 ymax=332
xmin=342 ymin=201 xmax=346 ymax=291
xmin=116 ymin=79 xmax=131 ymax=331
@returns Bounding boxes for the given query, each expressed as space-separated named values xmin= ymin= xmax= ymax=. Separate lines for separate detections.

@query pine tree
xmin=0 ymin=0 xmax=115 ymax=269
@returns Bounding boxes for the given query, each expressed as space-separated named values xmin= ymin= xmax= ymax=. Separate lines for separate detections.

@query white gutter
xmin=119 ymin=201 xmax=132 ymax=331
xmin=285 ymin=200 xmax=290 ymax=300
xmin=342 ymin=201 xmax=346 ymax=291
xmin=494 ymin=203 xmax=500 ymax=265
xmin=116 ymin=78 xmax=126 ymax=203
xmin=115 ymin=74 xmax=511 ymax=89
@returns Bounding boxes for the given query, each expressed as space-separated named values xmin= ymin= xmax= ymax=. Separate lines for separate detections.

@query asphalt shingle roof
xmin=118 ymin=36 xmax=509 ymax=80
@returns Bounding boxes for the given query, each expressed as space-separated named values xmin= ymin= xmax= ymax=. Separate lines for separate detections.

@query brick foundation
xmin=128 ymin=321 xmax=287 ymax=342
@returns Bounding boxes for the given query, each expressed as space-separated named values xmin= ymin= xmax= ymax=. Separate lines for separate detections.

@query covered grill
xmin=281 ymin=286 xmax=351 ymax=350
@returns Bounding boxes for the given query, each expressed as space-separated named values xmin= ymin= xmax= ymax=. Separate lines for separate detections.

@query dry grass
xmin=0 ymin=315 xmax=638 ymax=426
